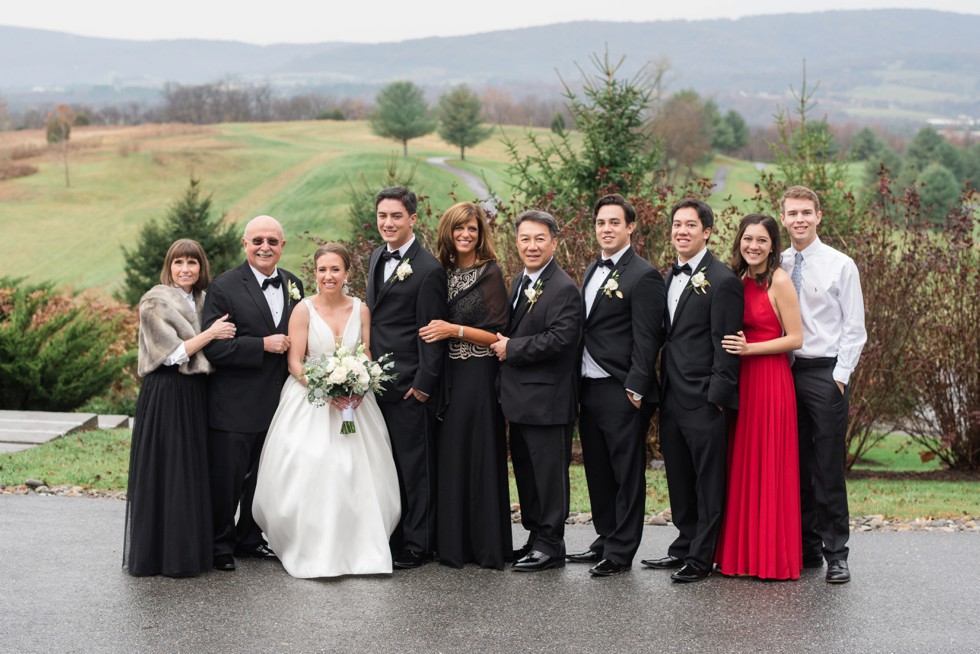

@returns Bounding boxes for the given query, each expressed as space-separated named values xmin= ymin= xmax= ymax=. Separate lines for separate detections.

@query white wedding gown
xmin=253 ymin=297 xmax=401 ymax=578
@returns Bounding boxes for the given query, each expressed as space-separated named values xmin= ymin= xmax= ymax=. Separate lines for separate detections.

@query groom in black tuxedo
xmin=567 ymin=194 xmax=666 ymax=577
xmin=367 ymin=186 xmax=447 ymax=569
xmin=491 ymin=210 xmax=582 ymax=572
xmin=202 ymin=215 xmax=304 ymax=572
xmin=641 ymin=198 xmax=742 ymax=583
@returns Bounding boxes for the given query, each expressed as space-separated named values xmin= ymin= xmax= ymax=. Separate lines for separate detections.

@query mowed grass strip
xmin=3 ymin=429 xmax=976 ymax=520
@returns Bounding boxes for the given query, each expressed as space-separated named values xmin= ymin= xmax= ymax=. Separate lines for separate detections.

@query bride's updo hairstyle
xmin=314 ymin=243 xmax=352 ymax=270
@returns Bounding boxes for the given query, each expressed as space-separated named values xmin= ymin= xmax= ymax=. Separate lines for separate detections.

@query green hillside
xmin=0 ymin=120 xmax=786 ymax=295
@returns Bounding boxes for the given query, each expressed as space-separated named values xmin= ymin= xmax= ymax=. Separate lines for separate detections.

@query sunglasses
xmin=250 ymin=237 xmax=281 ymax=247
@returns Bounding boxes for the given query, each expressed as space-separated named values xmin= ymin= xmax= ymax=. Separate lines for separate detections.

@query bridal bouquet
xmin=303 ymin=343 xmax=396 ymax=434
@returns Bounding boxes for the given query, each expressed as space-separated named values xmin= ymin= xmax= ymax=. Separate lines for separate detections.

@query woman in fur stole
xmin=123 ymin=239 xmax=236 ymax=577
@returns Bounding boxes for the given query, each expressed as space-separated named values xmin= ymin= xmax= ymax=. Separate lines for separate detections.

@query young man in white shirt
xmin=780 ymin=186 xmax=867 ymax=584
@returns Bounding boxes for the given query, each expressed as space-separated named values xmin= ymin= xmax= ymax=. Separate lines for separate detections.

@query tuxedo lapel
xmin=374 ymin=239 xmax=420 ymax=308
xmin=510 ymin=260 xmax=554 ymax=332
xmin=367 ymin=248 xmax=382 ymax=307
xmin=581 ymin=261 xmax=598 ymax=320
xmin=587 ymin=248 xmax=633 ymax=323
xmin=241 ymin=265 xmax=277 ymax=333
xmin=670 ymin=250 xmax=714 ymax=333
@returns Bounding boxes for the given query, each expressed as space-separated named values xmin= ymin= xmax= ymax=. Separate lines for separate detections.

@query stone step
xmin=0 ymin=442 xmax=36 ymax=454
xmin=97 ymin=415 xmax=131 ymax=429
xmin=0 ymin=411 xmax=99 ymax=446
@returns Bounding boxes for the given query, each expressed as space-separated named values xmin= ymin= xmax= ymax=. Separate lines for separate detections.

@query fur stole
xmin=137 ymin=285 xmax=214 ymax=377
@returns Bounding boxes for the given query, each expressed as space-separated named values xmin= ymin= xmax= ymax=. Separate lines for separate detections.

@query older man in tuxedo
xmin=641 ymin=198 xmax=742 ymax=583
xmin=202 ymin=215 xmax=304 ymax=572
xmin=567 ymin=194 xmax=666 ymax=577
xmin=491 ymin=210 xmax=582 ymax=572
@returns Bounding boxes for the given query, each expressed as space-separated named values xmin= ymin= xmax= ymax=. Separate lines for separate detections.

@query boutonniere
xmin=524 ymin=279 xmax=544 ymax=310
xmin=394 ymin=257 xmax=413 ymax=282
xmin=690 ymin=267 xmax=711 ymax=295
xmin=601 ymin=270 xmax=624 ymax=299
xmin=286 ymin=279 xmax=302 ymax=301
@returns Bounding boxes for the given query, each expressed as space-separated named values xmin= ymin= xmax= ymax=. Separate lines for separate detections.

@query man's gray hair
xmin=514 ymin=210 xmax=559 ymax=238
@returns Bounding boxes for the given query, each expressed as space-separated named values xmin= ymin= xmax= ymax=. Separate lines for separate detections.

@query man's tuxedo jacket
xmin=498 ymin=259 xmax=583 ymax=425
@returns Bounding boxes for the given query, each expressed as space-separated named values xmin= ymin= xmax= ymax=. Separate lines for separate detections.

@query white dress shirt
xmin=581 ymin=245 xmax=630 ymax=379
xmin=383 ymin=236 xmax=416 ymax=281
xmin=250 ymin=264 xmax=284 ymax=327
xmin=667 ymin=247 xmax=708 ymax=324
xmin=781 ymin=237 xmax=867 ymax=385
xmin=164 ymin=288 xmax=197 ymax=366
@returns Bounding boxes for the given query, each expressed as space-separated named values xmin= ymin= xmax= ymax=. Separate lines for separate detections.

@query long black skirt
xmin=436 ymin=355 xmax=512 ymax=569
xmin=123 ymin=366 xmax=212 ymax=577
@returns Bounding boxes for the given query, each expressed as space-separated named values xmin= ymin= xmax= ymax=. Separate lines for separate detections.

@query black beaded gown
xmin=436 ymin=261 xmax=512 ymax=569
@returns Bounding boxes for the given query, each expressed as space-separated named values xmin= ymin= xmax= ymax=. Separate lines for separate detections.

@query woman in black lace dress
xmin=419 ymin=201 xmax=511 ymax=569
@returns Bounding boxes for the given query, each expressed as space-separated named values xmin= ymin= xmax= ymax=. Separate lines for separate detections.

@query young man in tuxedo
xmin=202 ymin=215 xmax=304 ymax=572
xmin=490 ymin=210 xmax=582 ymax=572
xmin=566 ymin=194 xmax=666 ymax=577
xmin=367 ymin=186 xmax=447 ymax=569
xmin=780 ymin=185 xmax=866 ymax=584
xmin=641 ymin=198 xmax=743 ymax=583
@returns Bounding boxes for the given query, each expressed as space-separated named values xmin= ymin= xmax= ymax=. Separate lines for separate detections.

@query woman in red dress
xmin=715 ymin=214 xmax=804 ymax=580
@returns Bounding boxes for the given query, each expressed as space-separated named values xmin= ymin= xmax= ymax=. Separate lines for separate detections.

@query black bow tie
xmin=381 ymin=250 xmax=402 ymax=262
xmin=596 ymin=257 xmax=614 ymax=269
xmin=671 ymin=262 xmax=692 ymax=276
xmin=261 ymin=275 xmax=282 ymax=290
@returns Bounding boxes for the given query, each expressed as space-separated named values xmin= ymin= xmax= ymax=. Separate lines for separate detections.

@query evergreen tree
xmin=436 ymin=85 xmax=492 ymax=161
xmin=917 ymin=163 xmax=961 ymax=225
xmin=119 ymin=178 xmax=241 ymax=305
xmin=905 ymin=126 xmax=964 ymax=178
xmin=504 ymin=51 xmax=666 ymax=208
xmin=371 ymin=81 xmax=436 ymax=156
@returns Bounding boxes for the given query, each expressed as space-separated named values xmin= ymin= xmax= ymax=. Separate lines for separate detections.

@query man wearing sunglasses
xmin=202 ymin=215 xmax=305 ymax=572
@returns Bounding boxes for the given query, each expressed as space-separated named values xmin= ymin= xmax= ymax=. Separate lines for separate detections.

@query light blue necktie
xmin=789 ymin=252 xmax=804 ymax=366
xmin=792 ymin=252 xmax=804 ymax=297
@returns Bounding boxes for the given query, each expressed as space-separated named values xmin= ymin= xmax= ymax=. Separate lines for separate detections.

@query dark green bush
xmin=0 ymin=279 xmax=135 ymax=411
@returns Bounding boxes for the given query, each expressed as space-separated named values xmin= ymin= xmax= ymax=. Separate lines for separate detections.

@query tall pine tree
xmin=119 ymin=177 xmax=241 ymax=305
xmin=436 ymin=85 xmax=492 ymax=161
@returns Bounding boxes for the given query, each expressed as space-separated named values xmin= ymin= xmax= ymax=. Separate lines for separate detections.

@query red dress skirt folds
xmin=715 ymin=277 xmax=802 ymax=580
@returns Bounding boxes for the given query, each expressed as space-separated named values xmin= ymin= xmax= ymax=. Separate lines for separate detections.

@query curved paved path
xmin=426 ymin=157 xmax=491 ymax=200
xmin=1 ymin=495 xmax=978 ymax=653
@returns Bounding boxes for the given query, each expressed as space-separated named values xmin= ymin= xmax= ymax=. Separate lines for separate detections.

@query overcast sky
xmin=4 ymin=0 xmax=978 ymax=44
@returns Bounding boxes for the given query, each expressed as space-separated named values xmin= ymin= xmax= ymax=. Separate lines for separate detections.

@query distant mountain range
xmin=2 ymin=9 xmax=978 ymax=124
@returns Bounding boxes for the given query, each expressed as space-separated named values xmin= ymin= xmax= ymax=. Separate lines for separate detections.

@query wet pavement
xmin=1 ymin=494 xmax=978 ymax=653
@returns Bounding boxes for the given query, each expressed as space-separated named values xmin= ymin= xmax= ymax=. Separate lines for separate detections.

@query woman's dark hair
xmin=160 ymin=238 xmax=211 ymax=294
xmin=729 ymin=214 xmax=781 ymax=287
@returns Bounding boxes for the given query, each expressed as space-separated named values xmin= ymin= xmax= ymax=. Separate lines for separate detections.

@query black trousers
xmin=509 ymin=422 xmax=572 ymax=558
xmin=793 ymin=360 xmax=850 ymax=562
xmin=379 ymin=398 xmax=437 ymax=556
xmin=208 ymin=428 xmax=267 ymax=557
xmin=578 ymin=378 xmax=654 ymax=564
xmin=658 ymin=393 xmax=729 ymax=570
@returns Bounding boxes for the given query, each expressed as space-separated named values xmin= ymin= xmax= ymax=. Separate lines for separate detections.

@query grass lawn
xmin=2 ymin=429 xmax=976 ymax=520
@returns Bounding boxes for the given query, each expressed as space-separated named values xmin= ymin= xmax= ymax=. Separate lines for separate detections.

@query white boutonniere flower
xmin=395 ymin=258 xmax=413 ymax=281
xmin=524 ymin=279 xmax=544 ymax=310
xmin=690 ymin=268 xmax=711 ymax=295
xmin=601 ymin=270 xmax=624 ymax=299
xmin=286 ymin=280 xmax=302 ymax=301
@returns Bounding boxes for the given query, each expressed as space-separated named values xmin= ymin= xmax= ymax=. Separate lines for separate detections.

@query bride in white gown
xmin=253 ymin=244 xmax=401 ymax=578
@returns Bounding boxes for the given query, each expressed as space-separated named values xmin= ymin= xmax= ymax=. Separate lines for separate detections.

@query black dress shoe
xmin=671 ymin=563 xmax=710 ymax=583
xmin=589 ymin=559 xmax=630 ymax=577
xmin=640 ymin=555 xmax=684 ymax=569
xmin=512 ymin=550 xmax=566 ymax=572
xmin=566 ymin=549 xmax=601 ymax=563
xmin=393 ymin=549 xmax=430 ymax=569
xmin=235 ymin=543 xmax=277 ymax=559
xmin=826 ymin=560 xmax=851 ymax=584
xmin=213 ymin=554 xmax=236 ymax=571
xmin=512 ymin=542 xmax=533 ymax=560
